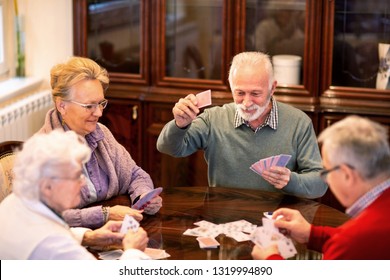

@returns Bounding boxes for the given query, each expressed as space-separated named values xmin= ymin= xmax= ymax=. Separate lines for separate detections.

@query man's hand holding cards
xmin=250 ymin=218 xmax=297 ymax=259
xmin=250 ymin=154 xmax=292 ymax=175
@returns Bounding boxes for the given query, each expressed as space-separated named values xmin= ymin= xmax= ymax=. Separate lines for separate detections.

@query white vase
xmin=376 ymin=43 xmax=390 ymax=90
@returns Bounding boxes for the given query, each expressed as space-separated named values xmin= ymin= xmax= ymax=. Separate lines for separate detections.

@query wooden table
xmin=100 ymin=186 xmax=349 ymax=260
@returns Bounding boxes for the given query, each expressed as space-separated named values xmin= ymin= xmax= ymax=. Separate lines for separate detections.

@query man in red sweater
xmin=252 ymin=115 xmax=390 ymax=260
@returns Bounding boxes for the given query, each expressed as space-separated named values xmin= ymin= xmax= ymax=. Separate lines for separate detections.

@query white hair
xmin=12 ymin=130 xmax=91 ymax=200
xmin=228 ymin=51 xmax=274 ymax=91
xmin=318 ymin=115 xmax=390 ymax=180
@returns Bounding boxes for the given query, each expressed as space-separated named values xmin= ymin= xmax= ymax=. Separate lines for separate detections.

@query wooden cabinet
xmin=99 ymin=97 xmax=143 ymax=166
xmin=73 ymin=0 xmax=390 ymax=207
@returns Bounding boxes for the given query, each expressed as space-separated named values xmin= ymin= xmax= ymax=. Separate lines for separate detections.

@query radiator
xmin=0 ymin=90 xmax=53 ymax=142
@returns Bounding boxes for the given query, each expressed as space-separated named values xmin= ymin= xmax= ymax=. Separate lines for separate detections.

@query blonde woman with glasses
xmin=38 ymin=57 xmax=162 ymax=229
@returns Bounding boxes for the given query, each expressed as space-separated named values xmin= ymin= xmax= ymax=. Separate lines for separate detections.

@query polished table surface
xmin=99 ymin=186 xmax=349 ymax=260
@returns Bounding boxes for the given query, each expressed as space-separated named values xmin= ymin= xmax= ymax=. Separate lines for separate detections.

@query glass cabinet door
xmin=74 ymin=0 xmax=148 ymax=83
xmin=331 ymin=0 xmax=390 ymax=90
xmin=245 ymin=0 xmax=306 ymax=86
xmin=87 ymin=0 xmax=141 ymax=74
xmin=156 ymin=0 xmax=228 ymax=89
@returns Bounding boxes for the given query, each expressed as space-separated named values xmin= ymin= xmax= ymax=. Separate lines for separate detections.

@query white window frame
xmin=0 ymin=0 xmax=11 ymax=78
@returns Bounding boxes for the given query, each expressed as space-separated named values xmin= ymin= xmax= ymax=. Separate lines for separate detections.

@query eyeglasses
xmin=51 ymin=173 xmax=86 ymax=184
xmin=66 ymin=99 xmax=108 ymax=112
xmin=319 ymin=166 xmax=341 ymax=182
xmin=320 ymin=164 xmax=355 ymax=182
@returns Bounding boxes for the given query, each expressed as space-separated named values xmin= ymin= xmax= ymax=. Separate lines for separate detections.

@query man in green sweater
xmin=156 ymin=52 xmax=327 ymax=198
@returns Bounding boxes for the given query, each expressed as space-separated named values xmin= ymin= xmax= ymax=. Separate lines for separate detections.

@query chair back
xmin=0 ymin=141 xmax=23 ymax=202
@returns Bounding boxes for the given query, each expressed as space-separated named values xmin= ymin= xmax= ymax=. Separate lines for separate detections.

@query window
xmin=0 ymin=0 xmax=7 ymax=76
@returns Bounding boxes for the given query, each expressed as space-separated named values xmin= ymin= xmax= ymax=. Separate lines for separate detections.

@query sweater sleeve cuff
xmin=70 ymin=227 xmax=92 ymax=245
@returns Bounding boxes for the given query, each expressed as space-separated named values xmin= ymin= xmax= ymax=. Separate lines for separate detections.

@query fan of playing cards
xmin=250 ymin=217 xmax=297 ymax=259
xmin=250 ymin=154 xmax=292 ymax=175
xmin=131 ymin=187 xmax=163 ymax=210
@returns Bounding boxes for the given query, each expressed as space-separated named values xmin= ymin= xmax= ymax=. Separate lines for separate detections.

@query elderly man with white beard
xmin=156 ymin=52 xmax=327 ymax=199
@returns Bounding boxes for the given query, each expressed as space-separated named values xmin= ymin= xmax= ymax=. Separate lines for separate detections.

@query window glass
xmin=332 ymin=0 xmax=390 ymax=89
xmin=0 ymin=2 xmax=7 ymax=76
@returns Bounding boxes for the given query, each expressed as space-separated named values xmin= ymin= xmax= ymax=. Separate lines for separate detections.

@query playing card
xmin=196 ymin=89 xmax=212 ymax=108
xmin=194 ymin=220 xmax=218 ymax=228
xmin=144 ymin=248 xmax=171 ymax=259
xmin=277 ymin=236 xmax=297 ymax=259
xmin=263 ymin=211 xmax=274 ymax=219
xmin=183 ymin=226 xmax=217 ymax=237
xmin=262 ymin=218 xmax=279 ymax=234
xmin=120 ymin=214 xmax=139 ymax=234
xmin=132 ymin=187 xmax=163 ymax=210
xmin=276 ymin=154 xmax=292 ymax=167
xmin=98 ymin=249 xmax=123 ymax=260
xmin=225 ymin=231 xmax=252 ymax=242
xmin=250 ymin=154 xmax=292 ymax=176
xmin=263 ymin=211 xmax=284 ymax=220
xmin=196 ymin=236 xmax=220 ymax=248
xmin=269 ymin=155 xmax=280 ymax=167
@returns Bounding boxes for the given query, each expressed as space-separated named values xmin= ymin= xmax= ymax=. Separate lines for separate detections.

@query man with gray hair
xmin=252 ymin=115 xmax=390 ymax=259
xmin=157 ymin=51 xmax=327 ymax=198
xmin=0 ymin=130 xmax=150 ymax=259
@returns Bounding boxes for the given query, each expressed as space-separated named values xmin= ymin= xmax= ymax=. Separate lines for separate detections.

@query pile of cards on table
xmin=183 ymin=219 xmax=258 ymax=248
xmin=250 ymin=217 xmax=297 ymax=259
xmin=250 ymin=154 xmax=292 ymax=175
xmin=98 ymin=214 xmax=171 ymax=260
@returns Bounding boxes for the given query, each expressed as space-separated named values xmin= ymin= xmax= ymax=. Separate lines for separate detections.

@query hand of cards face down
xmin=131 ymin=187 xmax=163 ymax=210
xmin=250 ymin=217 xmax=297 ymax=259
xmin=250 ymin=154 xmax=292 ymax=175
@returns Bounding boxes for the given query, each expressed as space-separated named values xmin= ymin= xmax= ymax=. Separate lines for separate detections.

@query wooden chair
xmin=0 ymin=141 xmax=23 ymax=202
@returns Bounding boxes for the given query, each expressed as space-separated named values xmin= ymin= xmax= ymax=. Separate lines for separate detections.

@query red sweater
xmin=268 ymin=188 xmax=390 ymax=260
xmin=309 ymin=187 xmax=390 ymax=259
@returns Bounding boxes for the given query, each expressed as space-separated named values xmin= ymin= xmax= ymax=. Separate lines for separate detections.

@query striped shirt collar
xmin=346 ymin=178 xmax=390 ymax=217
xmin=234 ymin=97 xmax=278 ymax=132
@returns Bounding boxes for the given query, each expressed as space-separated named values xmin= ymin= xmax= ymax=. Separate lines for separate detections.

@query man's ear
xmin=270 ymin=80 xmax=277 ymax=95
xmin=341 ymin=164 xmax=358 ymax=185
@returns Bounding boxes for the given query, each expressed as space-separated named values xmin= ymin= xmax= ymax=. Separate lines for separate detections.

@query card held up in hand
xmin=196 ymin=89 xmax=212 ymax=108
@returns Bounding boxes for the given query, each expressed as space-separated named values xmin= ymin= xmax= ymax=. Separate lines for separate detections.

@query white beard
xmin=236 ymin=99 xmax=270 ymax=122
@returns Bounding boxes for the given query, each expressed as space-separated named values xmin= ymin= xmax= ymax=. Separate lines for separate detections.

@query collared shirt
xmin=234 ymin=97 xmax=278 ymax=133
xmin=346 ymin=178 xmax=390 ymax=217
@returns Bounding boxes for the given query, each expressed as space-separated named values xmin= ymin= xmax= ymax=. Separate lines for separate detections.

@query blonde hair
xmin=50 ymin=56 xmax=109 ymax=101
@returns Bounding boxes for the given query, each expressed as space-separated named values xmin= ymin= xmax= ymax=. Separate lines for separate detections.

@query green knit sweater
xmin=157 ymin=101 xmax=327 ymax=198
